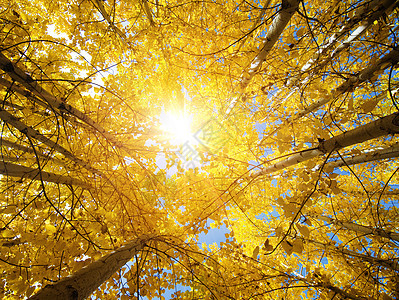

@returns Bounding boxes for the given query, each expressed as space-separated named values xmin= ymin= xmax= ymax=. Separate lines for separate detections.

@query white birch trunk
xmin=297 ymin=0 xmax=397 ymax=81
xmin=29 ymin=235 xmax=155 ymax=300
xmin=93 ymin=0 xmax=128 ymax=38
xmin=1 ymin=138 xmax=41 ymax=155
xmin=0 ymin=77 xmax=97 ymax=132
xmin=0 ymin=161 xmax=90 ymax=188
xmin=0 ymin=77 xmax=48 ymax=108
xmin=325 ymin=143 xmax=399 ymax=169
xmin=296 ymin=48 xmax=399 ymax=119
xmin=0 ymin=107 xmax=97 ymax=173
xmin=309 ymin=213 xmax=399 ymax=242
xmin=226 ymin=0 xmax=300 ymax=114
xmin=0 ymin=53 xmax=124 ymax=149
xmin=327 ymin=0 xmax=398 ymax=63
xmin=253 ymin=112 xmax=399 ymax=177
xmin=308 ymin=238 xmax=399 ymax=271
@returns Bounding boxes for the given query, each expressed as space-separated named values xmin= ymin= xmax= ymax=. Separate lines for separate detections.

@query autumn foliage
xmin=0 ymin=0 xmax=398 ymax=299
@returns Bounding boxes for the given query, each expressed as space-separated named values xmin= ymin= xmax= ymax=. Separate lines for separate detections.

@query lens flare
xmin=160 ymin=112 xmax=197 ymax=145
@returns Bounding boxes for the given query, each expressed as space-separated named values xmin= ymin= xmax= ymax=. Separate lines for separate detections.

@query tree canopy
xmin=0 ymin=0 xmax=398 ymax=299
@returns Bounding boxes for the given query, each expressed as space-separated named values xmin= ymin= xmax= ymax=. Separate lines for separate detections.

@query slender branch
xmin=92 ymin=0 xmax=128 ymax=38
xmin=306 ymin=238 xmax=399 ymax=271
xmin=296 ymin=48 xmax=399 ymax=120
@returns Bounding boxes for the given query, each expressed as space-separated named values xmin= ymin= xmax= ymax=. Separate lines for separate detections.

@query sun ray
xmin=160 ymin=111 xmax=198 ymax=145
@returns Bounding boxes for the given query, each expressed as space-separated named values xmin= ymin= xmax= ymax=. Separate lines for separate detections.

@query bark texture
xmin=0 ymin=107 xmax=97 ymax=173
xmin=226 ymin=0 xmax=300 ymax=114
xmin=0 ymin=161 xmax=90 ymax=188
xmin=253 ymin=112 xmax=399 ymax=177
xmin=0 ymin=53 xmax=124 ymax=148
xmin=326 ymin=143 xmax=399 ymax=169
xmin=29 ymin=235 xmax=155 ymax=300
xmin=310 ymin=213 xmax=399 ymax=242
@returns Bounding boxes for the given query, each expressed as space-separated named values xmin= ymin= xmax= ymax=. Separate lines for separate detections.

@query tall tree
xmin=0 ymin=0 xmax=398 ymax=299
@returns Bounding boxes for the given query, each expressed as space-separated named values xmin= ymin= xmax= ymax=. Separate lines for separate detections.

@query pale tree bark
xmin=1 ymin=138 xmax=44 ymax=156
xmin=0 ymin=53 xmax=124 ymax=149
xmin=252 ymin=112 xmax=399 ymax=177
xmin=237 ymin=0 xmax=272 ymax=51
xmin=29 ymin=235 xmax=156 ymax=300
xmin=308 ymin=213 xmax=399 ymax=242
xmin=0 ymin=107 xmax=97 ymax=174
xmin=226 ymin=0 xmax=300 ymax=115
xmin=295 ymin=48 xmax=399 ymax=120
xmin=1 ymin=138 xmax=71 ymax=168
xmin=305 ymin=238 xmax=399 ymax=271
xmin=93 ymin=0 xmax=128 ymax=38
xmin=0 ymin=77 xmax=48 ymax=108
xmin=325 ymin=143 xmax=399 ymax=169
xmin=140 ymin=0 xmax=155 ymax=26
xmin=0 ymin=161 xmax=90 ymax=188
xmin=296 ymin=0 xmax=397 ymax=82
xmin=325 ymin=0 xmax=398 ymax=68
xmin=0 ymin=77 xmax=96 ymax=132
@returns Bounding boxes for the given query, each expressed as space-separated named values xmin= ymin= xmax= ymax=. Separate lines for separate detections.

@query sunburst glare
xmin=160 ymin=111 xmax=198 ymax=146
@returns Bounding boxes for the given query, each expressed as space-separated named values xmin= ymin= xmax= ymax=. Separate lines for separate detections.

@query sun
xmin=160 ymin=111 xmax=198 ymax=145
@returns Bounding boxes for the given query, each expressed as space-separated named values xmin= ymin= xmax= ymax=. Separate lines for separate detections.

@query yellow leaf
xmin=276 ymin=197 xmax=285 ymax=206
xmin=296 ymin=224 xmax=310 ymax=238
xmin=361 ymin=99 xmax=379 ymax=113
xmin=292 ymin=239 xmax=303 ymax=254
xmin=281 ymin=241 xmax=293 ymax=255
xmin=264 ymin=239 xmax=273 ymax=251
xmin=297 ymin=27 xmax=305 ymax=37
xmin=45 ymin=221 xmax=57 ymax=235
xmin=1 ymin=229 xmax=14 ymax=238
xmin=252 ymin=245 xmax=260 ymax=259
xmin=1 ymin=206 xmax=16 ymax=214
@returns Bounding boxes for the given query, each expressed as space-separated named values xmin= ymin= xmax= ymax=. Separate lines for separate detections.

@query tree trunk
xmin=226 ymin=0 xmax=300 ymax=114
xmin=296 ymin=48 xmax=399 ymax=119
xmin=325 ymin=142 xmax=399 ymax=169
xmin=0 ymin=161 xmax=90 ymax=188
xmin=0 ymin=107 xmax=98 ymax=174
xmin=0 ymin=53 xmax=124 ymax=149
xmin=29 ymin=235 xmax=155 ymax=300
xmin=0 ymin=77 xmax=94 ymax=132
xmin=253 ymin=112 xmax=399 ymax=177
xmin=297 ymin=0 xmax=397 ymax=81
xmin=309 ymin=213 xmax=399 ymax=242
